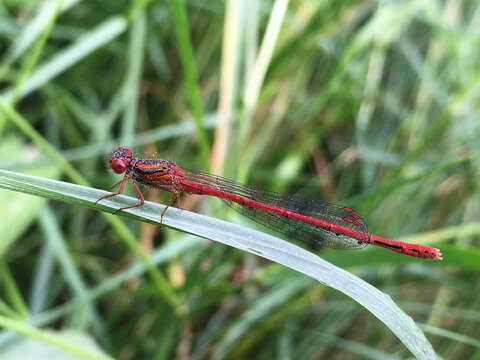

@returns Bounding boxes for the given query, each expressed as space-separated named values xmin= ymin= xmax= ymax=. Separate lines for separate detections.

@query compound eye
xmin=110 ymin=158 xmax=127 ymax=174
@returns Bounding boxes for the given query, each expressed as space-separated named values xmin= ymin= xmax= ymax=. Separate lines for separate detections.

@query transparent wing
xmin=183 ymin=170 xmax=368 ymax=250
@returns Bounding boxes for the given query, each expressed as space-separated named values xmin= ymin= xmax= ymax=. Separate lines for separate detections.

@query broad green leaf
xmin=0 ymin=326 xmax=111 ymax=360
xmin=0 ymin=139 xmax=59 ymax=255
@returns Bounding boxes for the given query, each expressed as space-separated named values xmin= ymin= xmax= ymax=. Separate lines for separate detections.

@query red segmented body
xmin=96 ymin=147 xmax=443 ymax=260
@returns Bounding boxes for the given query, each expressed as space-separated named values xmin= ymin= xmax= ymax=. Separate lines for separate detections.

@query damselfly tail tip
xmin=432 ymin=248 xmax=443 ymax=261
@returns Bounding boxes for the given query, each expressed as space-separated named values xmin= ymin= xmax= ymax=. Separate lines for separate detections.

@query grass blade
xmin=0 ymin=169 xmax=438 ymax=359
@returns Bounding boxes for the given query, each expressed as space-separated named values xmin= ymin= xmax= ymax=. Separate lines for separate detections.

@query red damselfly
xmin=96 ymin=147 xmax=442 ymax=260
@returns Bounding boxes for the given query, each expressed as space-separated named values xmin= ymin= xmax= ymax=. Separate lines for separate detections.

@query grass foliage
xmin=0 ymin=0 xmax=479 ymax=359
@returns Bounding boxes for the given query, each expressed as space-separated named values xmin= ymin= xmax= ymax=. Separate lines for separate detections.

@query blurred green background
xmin=0 ymin=0 xmax=479 ymax=359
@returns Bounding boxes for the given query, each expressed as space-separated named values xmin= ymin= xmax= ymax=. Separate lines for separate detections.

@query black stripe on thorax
xmin=134 ymin=166 xmax=169 ymax=175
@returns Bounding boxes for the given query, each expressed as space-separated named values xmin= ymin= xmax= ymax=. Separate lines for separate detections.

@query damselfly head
xmin=107 ymin=146 xmax=132 ymax=174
